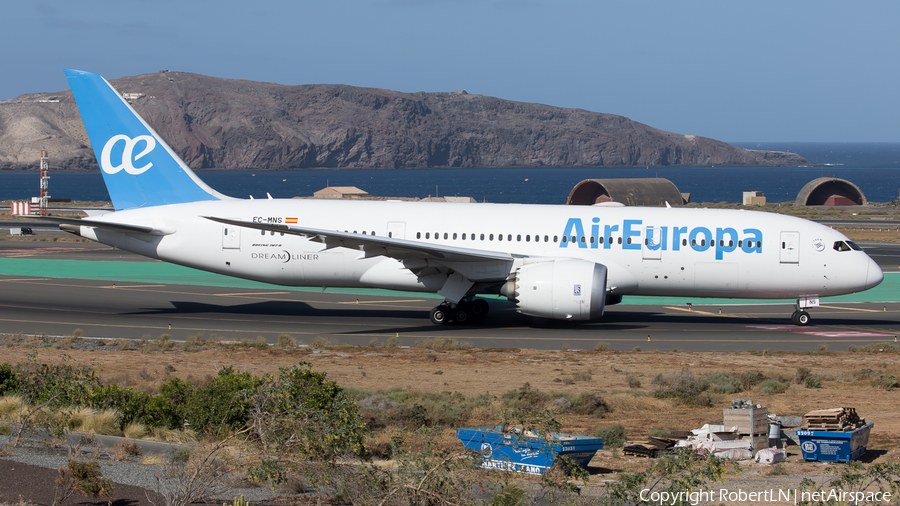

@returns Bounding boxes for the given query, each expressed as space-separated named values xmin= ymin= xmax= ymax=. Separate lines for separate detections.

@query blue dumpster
xmin=456 ymin=425 xmax=604 ymax=475
xmin=796 ymin=422 xmax=873 ymax=462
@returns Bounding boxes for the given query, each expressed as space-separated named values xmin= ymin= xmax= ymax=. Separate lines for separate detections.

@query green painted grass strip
xmin=0 ymin=258 xmax=895 ymax=305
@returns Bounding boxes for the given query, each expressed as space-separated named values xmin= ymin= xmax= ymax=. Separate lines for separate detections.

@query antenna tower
xmin=39 ymin=150 xmax=50 ymax=215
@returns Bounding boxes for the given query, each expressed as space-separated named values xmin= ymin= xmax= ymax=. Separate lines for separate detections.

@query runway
xmin=0 ymin=233 xmax=898 ymax=352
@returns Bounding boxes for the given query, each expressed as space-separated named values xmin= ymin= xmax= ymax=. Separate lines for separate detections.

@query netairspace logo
xmin=101 ymin=134 xmax=157 ymax=175
xmin=639 ymin=488 xmax=894 ymax=505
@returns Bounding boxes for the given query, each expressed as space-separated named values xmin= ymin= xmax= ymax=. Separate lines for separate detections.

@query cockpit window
xmin=846 ymin=241 xmax=862 ymax=251
xmin=833 ymin=241 xmax=851 ymax=252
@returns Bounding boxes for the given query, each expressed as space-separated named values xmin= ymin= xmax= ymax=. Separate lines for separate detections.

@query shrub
xmin=872 ymin=374 xmax=899 ymax=390
xmin=758 ymin=379 xmax=788 ymax=394
xmin=0 ymin=365 xmax=20 ymax=396
xmin=416 ymin=338 xmax=471 ymax=351
xmin=572 ymin=393 xmax=610 ymax=417
xmin=651 ymin=368 xmax=713 ymax=406
xmin=595 ymin=342 xmax=610 ymax=351
xmin=626 ymin=374 xmax=642 ymax=389
xmin=848 ymin=343 xmax=898 ymax=353
xmin=803 ymin=376 xmax=822 ymax=389
xmin=795 ymin=367 xmax=812 ymax=384
xmin=276 ymin=334 xmax=297 ymax=350
xmin=593 ymin=424 xmax=627 ymax=449
xmin=740 ymin=370 xmax=768 ymax=390
xmin=501 ymin=383 xmax=551 ymax=410
xmin=181 ymin=366 xmax=263 ymax=433
xmin=702 ymin=373 xmax=743 ymax=394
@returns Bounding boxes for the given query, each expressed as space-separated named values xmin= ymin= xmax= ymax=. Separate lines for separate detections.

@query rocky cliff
xmin=0 ymin=71 xmax=807 ymax=171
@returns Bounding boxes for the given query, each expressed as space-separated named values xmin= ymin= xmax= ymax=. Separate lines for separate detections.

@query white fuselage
xmin=76 ymin=199 xmax=882 ymax=301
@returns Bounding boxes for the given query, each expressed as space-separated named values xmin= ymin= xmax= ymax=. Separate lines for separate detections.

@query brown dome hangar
xmin=566 ymin=178 xmax=686 ymax=206
xmin=795 ymin=177 xmax=867 ymax=206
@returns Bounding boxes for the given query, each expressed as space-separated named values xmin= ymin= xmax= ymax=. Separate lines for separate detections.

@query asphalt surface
xmin=1 ymin=230 xmax=899 ymax=352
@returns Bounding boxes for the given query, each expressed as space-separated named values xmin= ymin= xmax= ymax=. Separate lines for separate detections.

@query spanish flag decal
xmin=285 ymin=217 xmax=298 ymax=224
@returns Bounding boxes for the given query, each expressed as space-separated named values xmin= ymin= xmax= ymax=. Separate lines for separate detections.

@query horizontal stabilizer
xmin=22 ymin=215 xmax=173 ymax=236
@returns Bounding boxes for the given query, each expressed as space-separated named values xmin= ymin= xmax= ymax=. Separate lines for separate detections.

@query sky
xmin=2 ymin=1 xmax=898 ymax=143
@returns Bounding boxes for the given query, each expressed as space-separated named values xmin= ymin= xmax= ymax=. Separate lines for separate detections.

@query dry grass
xmin=123 ymin=422 xmax=148 ymax=439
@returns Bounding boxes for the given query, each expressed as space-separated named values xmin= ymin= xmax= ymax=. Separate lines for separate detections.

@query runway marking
xmin=664 ymin=306 xmax=755 ymax=319
xmin=0 ymin=317 xmax=323 ymax=335
xmin=0 ymin=278 xmax=52 ymax=282
xmin=819 ymin=305 xmax=884 ymax=313
xmin=745 ymin=325 xmax=823 ymax=330
xmin=795 ymin=331 xmax=895 ymax=338
xmin=335 ymin=299 xmax=426 ymax=305
xmin=100 ymin=284 xmax=167 ymax=288
xmin=212 ymin=291 xmax=292 ymax=296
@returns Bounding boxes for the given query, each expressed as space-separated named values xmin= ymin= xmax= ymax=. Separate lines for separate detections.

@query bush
xmin=183 ymin=366 xmax=263 ymax=433
xmin=702 ymin=373 xmax=743 ymax=394
xmin=848 ymin=343 xmax=898 ymax=353
xmin=651 ymin=368 xmax=713 ymax=407
xmin=501 ymin=383 xmax=551 ymax=410
xmin=0 ymin=365 xmax=20 ymax=396
xmin=803 ymin=376 xmax=822 ymax=389
xmin=872 ymin=374 xmax=899 ymax=391
xmin=572 ymin=393 xmax=610 ymax=417
xmin=758 ymin=379 xmax=788 ymax=394
xmin=740 ymin=370 xmax=768 ymax=390
xmin=593 ymin=424 xmax=627 ymax=449
xmin=626 ymin=374 xmax=642 ymax=389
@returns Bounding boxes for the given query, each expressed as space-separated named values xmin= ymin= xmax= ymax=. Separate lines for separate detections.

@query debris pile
xmin=802 ymin=407 xmax=866 ymax=431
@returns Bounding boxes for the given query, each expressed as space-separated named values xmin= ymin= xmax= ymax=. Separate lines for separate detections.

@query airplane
xmin=28 ymin=69 xmax=883 ymax=327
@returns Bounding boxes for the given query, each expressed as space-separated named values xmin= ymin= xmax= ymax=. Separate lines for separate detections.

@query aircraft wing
xmin=205 ymin=216 xmax=519 ymax=264
xmin=21 ymin=215 xmax=173 ymax=236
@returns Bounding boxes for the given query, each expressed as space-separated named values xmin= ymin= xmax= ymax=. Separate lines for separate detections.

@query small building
xmin=313 ymin=186 xmax=369 ymax=199
xmin=743 ymin=191 xmax=766 ymax=206
xmin=795 ymin=177 xmax=867 ymax=206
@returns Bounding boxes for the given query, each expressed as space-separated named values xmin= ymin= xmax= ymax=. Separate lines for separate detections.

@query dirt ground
xmin=1 ymin=338 xmax=897 ymax=501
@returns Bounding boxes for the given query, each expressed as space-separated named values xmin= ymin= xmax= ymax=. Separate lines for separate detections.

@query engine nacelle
xmin=512 ymin=259 xmax=607 ymax=320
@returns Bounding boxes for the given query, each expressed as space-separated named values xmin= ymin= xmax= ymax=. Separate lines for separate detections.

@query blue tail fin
xmin=65 ymin=69 xmax=230 ymax=211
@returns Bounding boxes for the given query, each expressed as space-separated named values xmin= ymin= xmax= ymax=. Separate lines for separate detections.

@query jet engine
xmin=510 ymin=259 xmax=607 ymax=320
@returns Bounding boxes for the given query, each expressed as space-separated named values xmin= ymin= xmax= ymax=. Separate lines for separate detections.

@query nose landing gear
xmin=790 ymin=296 xmax=818 ymax=326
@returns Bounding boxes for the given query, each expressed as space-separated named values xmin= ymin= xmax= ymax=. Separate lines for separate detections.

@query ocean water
xmin=2 ymin=143 xmax=898 ymax=205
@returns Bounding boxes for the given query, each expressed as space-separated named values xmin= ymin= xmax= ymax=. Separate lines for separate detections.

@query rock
xmin=0 ymin=71 xmax=807 ymax=171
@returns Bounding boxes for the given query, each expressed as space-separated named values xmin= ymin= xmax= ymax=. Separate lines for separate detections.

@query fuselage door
xmin=642 ymin=226 xmax=663 ymax=261
xmin=387 ymin=221 xmax=406 ymax=239
xmin=780 ymin=231 xmax=799 ymax=264
xmin=223 ymin=219 xmax=241 ymax=250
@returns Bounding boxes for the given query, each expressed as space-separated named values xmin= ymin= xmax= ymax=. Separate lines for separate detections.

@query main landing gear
xmin=429 ymin=297 xmax=490 ymax=325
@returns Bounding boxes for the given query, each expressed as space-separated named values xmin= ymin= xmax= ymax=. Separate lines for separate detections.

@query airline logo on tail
xmin=100 ymin=135 xmax=157 ymax=175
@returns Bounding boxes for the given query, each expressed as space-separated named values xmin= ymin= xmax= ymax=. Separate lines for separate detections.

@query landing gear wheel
xmin=430 ymin=305 xmax=450 ymax=325
xmin=791 ymin=310 xmax=811 ymax=326
xmin=453 ymin=307 xmax=470 ymax=324
xmin=470 ymin=299 xmax=489 ymax=318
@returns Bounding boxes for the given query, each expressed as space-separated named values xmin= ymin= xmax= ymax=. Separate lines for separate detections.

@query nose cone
xmin=866 ymin=256 xmax=884 ymax=290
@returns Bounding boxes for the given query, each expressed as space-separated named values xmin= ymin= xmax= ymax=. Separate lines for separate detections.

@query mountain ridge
xmin=0 ymin=70 xmax=807 ymax=171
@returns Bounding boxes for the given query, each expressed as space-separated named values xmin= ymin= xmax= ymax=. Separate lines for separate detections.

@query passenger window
xmin=462 ymin=233 xmax=466 ymax=240
xmin=757 ymin=241 xmax=762 ymax=249
xmin=443 ymin=233 xmax=448 ymax=239
xmin=518 ymin=235 xmax=522 ymax=242
xmin=260 ymin=230 xmax=265 ymax=236
xmin=498 ymin=234 xmax=503 ymax=241
xmin=480 ymin=233 xmax=485 ymax=240
xmin=572 ymin=236 xmax=577 ymax=243
xmin=738 ymin=240 xmax=742 ymax=247
xmin=562 ymin=236 xmax=568 ymax=243
xmin=553 ymin=236 xmax=558 ymax=242
xmin=644 ymin=238 xmax=648 ymax=245
xmin=617 ymin=237 xmax=622 ymax=244
xmin=452 ymin=233 xmax=457 ymax=239
xmin=591 ymin=237 xmax=596 ymax=244
xmin=426 ymin=232 xmax=430 ymax=239
xmin=490 ymin=234 xmax=494 ymax=240
xmin=526 ymin=235 xmax=531 ymax=242
xmin=691 ymin=239 xmax=696 ymax=246
xmin=545 ymin=235 xmax=549 ymax=242
xmin=507 ymin=234 xmax=512 ymax=241
xmin=609 ymin=237 xmax=614 ymax=244
xmin=627 ymin=237 xmax=632 ymax=244
xmin=417 ymin=232 xmax=421 ymax=239
xmin=728 ymin=240 xmax=733 ymax=247
xmin=580 ymin=236 xmax=585 ymax=244
xmin=682 ymin=239 xmax=687 ymax=246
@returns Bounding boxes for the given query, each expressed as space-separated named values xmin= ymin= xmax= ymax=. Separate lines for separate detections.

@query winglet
xmin=64 ymin=69 xmax=232 ymax=211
